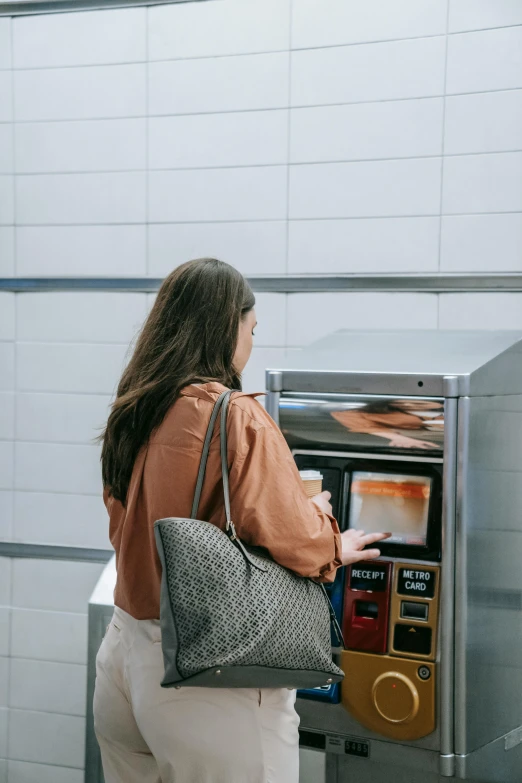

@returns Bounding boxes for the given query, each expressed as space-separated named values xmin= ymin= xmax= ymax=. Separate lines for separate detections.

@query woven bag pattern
xmin=159 ymin=517 xmax=343 ymax=679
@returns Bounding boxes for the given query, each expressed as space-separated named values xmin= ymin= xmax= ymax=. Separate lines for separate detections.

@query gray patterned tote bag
xmin=154 ymin=390 xmax=344 ymax=689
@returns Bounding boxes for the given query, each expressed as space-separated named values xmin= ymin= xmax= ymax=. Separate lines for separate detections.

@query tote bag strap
xmin=191 ymin=390 xmax=231 ymax=520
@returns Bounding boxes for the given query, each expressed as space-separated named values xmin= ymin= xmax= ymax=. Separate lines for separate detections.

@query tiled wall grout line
xmin=437 ymin=0 xmax=452 ymax=273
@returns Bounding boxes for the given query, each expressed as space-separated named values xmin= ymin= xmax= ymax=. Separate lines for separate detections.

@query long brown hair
xmin=100 ymin=258 xmax=255 ymax=504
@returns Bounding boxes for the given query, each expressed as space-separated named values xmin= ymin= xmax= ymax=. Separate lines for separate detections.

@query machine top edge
xmin=267 ymin=329 xmax=522 ymax=398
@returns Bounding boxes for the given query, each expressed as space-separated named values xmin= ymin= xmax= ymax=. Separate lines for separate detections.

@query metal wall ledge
xmin=2 ymin=274 xmax=522 ymax=294
xmin=0 ymin=541 xmax=113 ymax=563
xmin=0 ymin=0 xmax=204 ymax=17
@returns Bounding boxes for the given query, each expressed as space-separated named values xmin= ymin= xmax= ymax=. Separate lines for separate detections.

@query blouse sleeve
xmin=228 ymin=415 xmax=342 ymax=582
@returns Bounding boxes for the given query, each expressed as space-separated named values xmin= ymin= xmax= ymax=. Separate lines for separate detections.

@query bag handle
xmin=191 ymin=389 xmax=266 ymax=571
xmin=191 ymin=390 xmax=231 ymax=520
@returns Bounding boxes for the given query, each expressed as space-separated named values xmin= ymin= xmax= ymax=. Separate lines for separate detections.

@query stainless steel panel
xmin=439 ymin=398 xmax=457 ymax=773
xmin=456 ymin=729 xmax=522 ymax=783
xmin=281 ymin=371 xmax=448 ymax=398
xmin=279 ymin=394 xmax=444 ymax=454
xmin=296 ymin=699 xmax=441 ymax=753
xmin=455 ymin=394 xmax=522 ymax=756
xmin=268 ymin=330 xmax=522 ymax=398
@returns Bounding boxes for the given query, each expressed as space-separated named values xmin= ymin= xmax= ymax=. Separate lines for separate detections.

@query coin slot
xmin=401 ymin=601 xmax=428 ymax=622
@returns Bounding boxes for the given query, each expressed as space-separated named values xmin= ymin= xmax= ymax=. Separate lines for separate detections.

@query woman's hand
xmin=340 ymin=528 xmax=391 ymax=566
xmin=311 ymin=491 xmax=333 ymax=516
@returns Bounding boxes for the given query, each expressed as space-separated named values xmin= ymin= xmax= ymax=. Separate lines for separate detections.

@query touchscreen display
xmin=349 ymin=471 xmax=432 ymax=546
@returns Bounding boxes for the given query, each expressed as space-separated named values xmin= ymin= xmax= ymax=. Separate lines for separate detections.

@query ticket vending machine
xmin=266 ymin=330 xmax=522 ymax=783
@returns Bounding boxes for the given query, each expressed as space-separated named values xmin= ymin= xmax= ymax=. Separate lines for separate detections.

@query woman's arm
xmin=228 ymin=419 xmax=343 ymax=581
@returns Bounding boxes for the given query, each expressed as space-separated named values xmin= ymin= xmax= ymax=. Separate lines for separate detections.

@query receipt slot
xmin=267 ymin=330 xmax=522 ymax=783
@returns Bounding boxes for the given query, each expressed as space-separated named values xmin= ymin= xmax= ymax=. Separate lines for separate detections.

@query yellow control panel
xmin=341 ymin=562 xmax=440 ymax=740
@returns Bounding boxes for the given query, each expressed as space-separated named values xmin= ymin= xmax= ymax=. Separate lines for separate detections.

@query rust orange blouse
xmin=106 ymin=382 xmax=343 ymax=620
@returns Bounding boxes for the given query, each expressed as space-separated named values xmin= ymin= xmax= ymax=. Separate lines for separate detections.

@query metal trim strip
xmin=2 ymin=274 xmax=522 ymax=294
xmin=0 ymin=541 xmax=113 ymax=562
xmin=454 ymin=397 xmax=471 ymax=757
xmin=0 ymin=0 xmax=204 ymax=17
xmin=439 ymin=397 xmax=458 ymax=771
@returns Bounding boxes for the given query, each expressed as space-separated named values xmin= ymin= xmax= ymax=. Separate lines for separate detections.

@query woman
xmin=94 ymin=258 xmax=388 ymax=783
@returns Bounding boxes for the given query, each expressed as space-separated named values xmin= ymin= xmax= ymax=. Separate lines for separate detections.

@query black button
xmin=418 ymin=666 xmax=431 ymax=681
xmin=401 ymin=601 xmax=428 ymax=621
xmin=393 ymin=624 xmax=432 ymax=656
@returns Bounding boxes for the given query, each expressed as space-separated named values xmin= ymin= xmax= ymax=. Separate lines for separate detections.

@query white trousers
xmin=94 ymin=607 xmax=300 ymax=783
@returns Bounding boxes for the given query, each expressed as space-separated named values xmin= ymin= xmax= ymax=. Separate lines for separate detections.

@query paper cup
xmin=299 ymin=469 xmax=323 ymax=498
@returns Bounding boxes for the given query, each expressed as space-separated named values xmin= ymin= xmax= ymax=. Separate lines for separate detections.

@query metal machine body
xmin=266 ymin=330 xmax=522 ymax=783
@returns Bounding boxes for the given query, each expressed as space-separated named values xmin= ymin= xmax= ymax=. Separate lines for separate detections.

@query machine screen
xmin=349 ymin=471 xmax=432 ymax=546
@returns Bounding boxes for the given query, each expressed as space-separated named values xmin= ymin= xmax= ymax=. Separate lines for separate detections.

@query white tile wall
xmin=16 ymin=343 xmax=128 ymax=394
xmin=0 ymin=345 xmax=14 ymax=391
xmin=0 ymin=72 xmax=12 ymax=123
xmin=292 ymin=0 xmax=448 ymax=49
xmin=16 ymin=393 xmax=110 ymax=443
xmin=445 ymin=90 xmax=522 ymax=154
xmin=0 ymin=125 xmax=13 ymax=174
xmin=449 ymin=0 xmax=522 ymax=33
xmin=0 ymin=294 xmax=14 ymax=340
xmin=8 ymin=760 xmax=83 ymax=783
xmin=0 ymin=610 xmax=9 ymax=657
xmin=149 ymin=167 xmax=287 ymax=222
xmin=0 ymin=708 xmax=6 ymax=759
xmin=149 ymin=52 xmax=289 ymax=115
xmin=14 ymin=64 xmax=147 ymax=122
xmin=16 ymin=225 xmax=147 ymax=276
xmin=0 ymin=657 xmax=8 ymax=707
xmin=16 ymin=293 xmax=147 ymax=343
xmin=0 ymin=444 xmax=13 ymax=492
xmin=8 ymin=709 xmax=85 ymax=768
xmin=447 ymin=27 xmax=522 ymax=94
xmin=290 ymin=158 xmax=442 ymax=219
xmin=0 ymin=560 xmax=10 ymax=606
xmin=242 ymin=347 xmax=287 ymax=395
xmin=0 ymin=19 xmax=11 ymax=70
xmin=10 ymin=610 xmax=88 ymax=665
xmin=0 ymin=492 xmax=13 ymax=541
xmin=15 ymin=442 xmax=102 ymax=495
xmin=14 ymin=492 xmax=109 ymax=549
xmin=291 ymin=37 xmax=446 ymax=106
xmin=11 ymin=560 xmax=103 ymax=613
xmin=441 ymin=214 xmax=522 ymax=272
xmin=0 ymin=394 xmax=14 ymax=439
xmin=0 ymin=177 xmax=14 ymax=225
xmin=287 ymin=293 xmax=438 ymax=345
xmin=13 ymin=7 xmax=146 ymax=69
xmin=149 ymin=0 xmax=290 ymax=60
xmin=15 ymin=119 xmax=147 ymax=174
xmin=290 ymin=98 xmax=443 ymax=162
xmin=251 ymin=294 xmax=286 ymax=347
xmin=288 ymin=217 xmax=440 ymax=273
xmin=16 ymin=172 xmax=147 ymax=225
xmin=148 ymin=222 xmax=286 ymax=276
xmin=149 ymin=110 xmax=288 ymax=169
xmin=443 ymin=152 xmax=522 ymax=214
xmin=439 ymin=294 xmax=522 ymax=329
xmin=0 ymin=228 xmax=14 ymax=276
xmin=9 ymin=659 xmax=86 ymax=716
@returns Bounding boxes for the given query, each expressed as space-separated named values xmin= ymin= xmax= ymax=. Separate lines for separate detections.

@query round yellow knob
xmin=371 ymin=671 xmax=420 ymax=724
